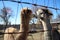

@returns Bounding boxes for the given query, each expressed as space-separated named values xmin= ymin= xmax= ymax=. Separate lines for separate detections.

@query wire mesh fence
xmin=0 ymin=0 xmax=60 ymax=40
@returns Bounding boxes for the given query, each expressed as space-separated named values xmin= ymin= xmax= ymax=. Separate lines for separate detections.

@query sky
xmin=0 ymin=0 xmax=60 ymax=24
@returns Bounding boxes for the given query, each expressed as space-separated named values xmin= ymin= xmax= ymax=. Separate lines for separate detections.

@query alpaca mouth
xmin=40 ymin=17 xmax=44 ymax=20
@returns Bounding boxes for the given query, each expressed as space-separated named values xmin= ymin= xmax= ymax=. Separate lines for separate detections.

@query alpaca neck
xmin=20 ymin=20 xmax=29 ymax=32
xmin=16 ymin=19 xmax=29 ymax=40
xmin=41 ymin=18 xmax=52 ymax=31
xmin=42 ymin=19 xmax=52 ymax=40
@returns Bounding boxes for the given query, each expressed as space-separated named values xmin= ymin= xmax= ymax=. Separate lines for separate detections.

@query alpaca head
xmin=21 ymin=8 xmax=32 ymax=21
xmin=36 ymin=7 xmax=53 ymax=21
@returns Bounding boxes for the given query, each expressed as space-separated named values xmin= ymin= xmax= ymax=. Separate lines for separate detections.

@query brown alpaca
xmin=4 ymin=8 xmax=32 ymax=40
xmin=52 ymin=28 xmax=60 ymax=40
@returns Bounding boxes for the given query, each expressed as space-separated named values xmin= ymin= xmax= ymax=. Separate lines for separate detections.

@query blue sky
xmin=0 ymin=0 xmax=60 ymax=24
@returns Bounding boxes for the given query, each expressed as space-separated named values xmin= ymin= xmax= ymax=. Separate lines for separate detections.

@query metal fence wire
xmin=0 ymin=0 xmax=60 ymax=40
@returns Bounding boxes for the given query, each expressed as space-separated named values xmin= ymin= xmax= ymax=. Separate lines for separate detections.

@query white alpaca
xmin=36 ymin=7 xmax=53 ymax=40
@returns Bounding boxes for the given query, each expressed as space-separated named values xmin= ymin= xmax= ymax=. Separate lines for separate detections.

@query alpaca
xmin=52 ymin=28 xmax=60 ymax=40
xmin=4 ymin=8 xmax=32 ymax=40
xmin=4 ymin=27 xmax=18 ymax=40
xmin=36 ymin=7 xmax=53 ymax=40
